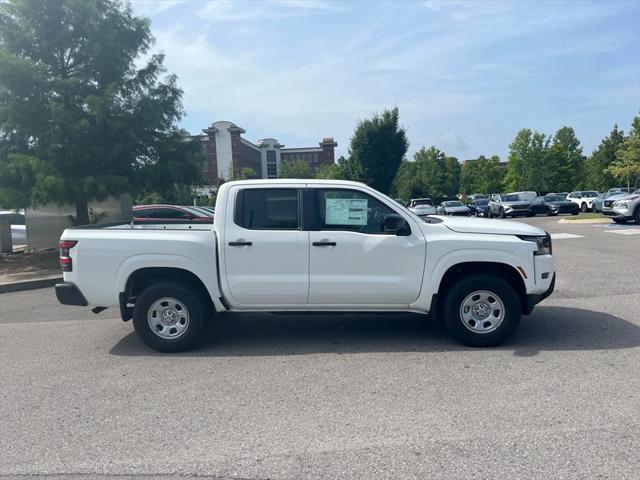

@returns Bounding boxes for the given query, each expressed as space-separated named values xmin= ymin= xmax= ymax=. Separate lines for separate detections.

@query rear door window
xmin=234 ymin=188 xmax=299 ymax=230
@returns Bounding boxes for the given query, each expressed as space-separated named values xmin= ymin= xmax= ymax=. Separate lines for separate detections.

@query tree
xmin=234 ymin=167 xmax=258 ymax=180
xmin=316 ymin=155 xmax=361 ymax=180
xmin=410 ymin=146 xmax=460 ymax=200
xmin=458 ymin=155 xmax=504 ymax=196
xmin=279 ymin=158 xmax=313 ymax=179
xmin=0 ymin=0 xmax=199 ymax=224
xmin=585 ymin=124 xmax=626 ymax=191
xmin=459 ymin=158 xmax=482 ymax=195
xmin=349 ymin=107 xmax=408 ymax=193
xmin=504 ymin=129 xmax=550 ymax=192
xmin=607 ymin=116 xmax=640 ymax=189
xmin=549 ymin=126 xmax=583 ymax=191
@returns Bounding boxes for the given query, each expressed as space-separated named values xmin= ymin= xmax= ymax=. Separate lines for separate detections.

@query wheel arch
xmin=120 ymin=267 xmax=215 ymax=321
xmin=437 ymin=261 xmax=527 ymax=315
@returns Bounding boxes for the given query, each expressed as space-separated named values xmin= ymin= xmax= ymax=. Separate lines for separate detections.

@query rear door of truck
xmin=221 ymin=183 xmax=309 ymax=307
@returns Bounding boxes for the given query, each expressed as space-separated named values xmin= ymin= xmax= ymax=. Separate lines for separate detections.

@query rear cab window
xmin=234 ymin=188 xmax=300 ymax=230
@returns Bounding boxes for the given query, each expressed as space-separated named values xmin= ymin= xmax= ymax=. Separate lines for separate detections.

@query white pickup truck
xmin=56 ymin=179 xmax=555 ymax=352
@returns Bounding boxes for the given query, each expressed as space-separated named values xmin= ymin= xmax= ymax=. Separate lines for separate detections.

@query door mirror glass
xmin=382 ymin=214 xmax=410 ymax=236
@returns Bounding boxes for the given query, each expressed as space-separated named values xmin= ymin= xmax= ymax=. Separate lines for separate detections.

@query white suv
xmin=566 ymin=191 xmax=599 ymax=213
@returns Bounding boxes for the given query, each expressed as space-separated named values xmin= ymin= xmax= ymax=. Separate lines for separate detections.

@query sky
xmin=130 ymin=0 xmax=640 ymax=161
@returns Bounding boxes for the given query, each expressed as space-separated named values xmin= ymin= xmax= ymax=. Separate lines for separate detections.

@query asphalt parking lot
xmin=0 ymin=216 xmax=639 ymax=480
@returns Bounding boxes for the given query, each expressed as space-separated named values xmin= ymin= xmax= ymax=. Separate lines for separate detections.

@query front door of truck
xmin=222 ymin=185 xmax=309 ymax=306
xmin=307 ymin=187 xmax=426 ymax=306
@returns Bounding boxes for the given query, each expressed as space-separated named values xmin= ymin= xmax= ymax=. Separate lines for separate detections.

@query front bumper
xmin=603 ymin=206 xmax=631 ymax=219
xmin=551 ymin=205 xmax=578 ymax=214
xmin=55 ymin=282 xmax=88 ymax=306
xmin=524 ymin=273 xmax=555 ymax=315
xmin=506 ymin=208 xmax=532 ymax=216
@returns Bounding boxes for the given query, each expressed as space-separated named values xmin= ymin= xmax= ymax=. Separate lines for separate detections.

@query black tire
xmin=571 ymin=211 xmax=579 ymax=216
xmin=612 ymin=218 xmax=627 ymax=224
xmin=441 ymin=274 xmax=521 ymax=347
xmin=581 ymin=203 xmax=588 ymax=213
xmin=132 ymin=281 xmax=208 ymax=352
xmin=634 ymin=208 xmax=640 ymax=225
xmin=488 ymin=210 xmax=493 ymax=218
xmin=500 ymin=208 xmax=506 ymax=218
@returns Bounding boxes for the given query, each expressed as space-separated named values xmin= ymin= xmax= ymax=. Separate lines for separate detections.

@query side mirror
xmin=383 ymin=214 xmax=411 ymax=236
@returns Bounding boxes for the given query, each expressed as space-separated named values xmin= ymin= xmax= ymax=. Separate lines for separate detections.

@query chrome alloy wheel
xmin=147 ymin=297 xmax=190 ymax=339
xmin=459 ymin=290 xmax=505 ymax=334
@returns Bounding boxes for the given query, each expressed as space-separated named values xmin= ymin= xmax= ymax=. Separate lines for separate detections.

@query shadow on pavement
xmin=109 ymin=306 xmax=640 ymax=358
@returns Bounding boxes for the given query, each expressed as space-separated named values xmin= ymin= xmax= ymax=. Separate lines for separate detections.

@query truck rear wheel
xmin=132 ymin=282 xmax=207 ymax=352
xmin=442 ymin=274 xmax=521 ymax=347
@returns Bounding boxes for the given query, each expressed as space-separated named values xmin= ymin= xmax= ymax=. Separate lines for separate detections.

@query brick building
xmin=193 ymin=121 xmax=337 ymax=184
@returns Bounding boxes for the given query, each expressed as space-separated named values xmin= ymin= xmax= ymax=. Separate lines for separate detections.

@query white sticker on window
xmin=325 ymin=198 xmax=368 ymax=225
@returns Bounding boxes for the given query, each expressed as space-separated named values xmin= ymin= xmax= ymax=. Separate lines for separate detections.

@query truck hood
xmin=430 ymin=215 xmax=545 ymax=236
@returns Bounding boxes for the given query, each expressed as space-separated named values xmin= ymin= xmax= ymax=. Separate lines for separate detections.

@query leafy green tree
xmin=349 ymin=107 xmax=408 ymax=193
xmin=391 ymin=160 xmax=422 ymax=200
xmin=412 ymin=146 xmax=460 ymax=199
xmin=585 ymin=125 xmax=626 ymax=190
xmin=607 ymin=116 xmax=640 ymax=190
xmin=316 ymin=156 xmax=361 ymax=180
xmin=234 ymin=167 xmax=258 ymax=180
xmin=459 ymin=158 xmax=482 ymax=195
xmin=504 ymin=129 xmax=549 ymax=192
xmin=549 ymin=126 xmax=583 ymax=191
xmin=0 ymin=0 xmax=199 ymax=224
xmin=459 ymin=155 xmax=504 ymax=195
xmin=279 ymin=158 xmax=313 ymax=179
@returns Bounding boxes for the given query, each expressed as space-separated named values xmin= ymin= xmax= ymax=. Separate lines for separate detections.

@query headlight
xmin=614 ymin=201 xmax=629 ymax=209
xmin=518 ymin=232 xmax=552 ymax=255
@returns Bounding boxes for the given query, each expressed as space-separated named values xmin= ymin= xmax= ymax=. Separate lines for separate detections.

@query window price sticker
xmin=325 ymin=198 xmax=368 ymax=226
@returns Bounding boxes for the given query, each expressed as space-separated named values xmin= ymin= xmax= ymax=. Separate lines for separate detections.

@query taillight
xmin=59 ymin=240 xmax=77 ymax=272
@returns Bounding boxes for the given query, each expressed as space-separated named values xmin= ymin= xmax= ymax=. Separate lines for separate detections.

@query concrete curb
xmin=558 ymin=218 xmax=610 ymax=224
xmin=0 ymin=276 xmax=61 ymax=294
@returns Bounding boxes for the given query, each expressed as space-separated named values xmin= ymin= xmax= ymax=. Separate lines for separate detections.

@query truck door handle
xmin=312 ymin=241 xmax=336 ymax=247
xmin=229 ymin=241 xmax=252 ymax=247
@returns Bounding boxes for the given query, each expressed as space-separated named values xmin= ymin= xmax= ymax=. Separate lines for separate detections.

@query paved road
xmin=1 ymin=216 xmax=639 ymax=479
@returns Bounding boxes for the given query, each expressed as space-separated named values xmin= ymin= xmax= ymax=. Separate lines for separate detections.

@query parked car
xmin=593 ymin=192 xmax=626 ymax=213
xmin=408 ymin=198 xmax=436 ymax=215
xmin=602 ymin=190 xmax=640 ymax=224
xmin=468 ymin=198 xmax=490 ymax=217
xmin=133 ymin=205 xmax=214 ymax=224
xmin=197 ymin=206 xmax=216 ymax=215
xmin=469 ymin=194 xmax=489 ymax=201
xmin=55 ymin=179 xmax=555 ymax=352
xmin=530 ymin=194 xmax=579 ymax=216
xmin=0 ymin=209 xmax=26 ymax=244
xmin=187 ymin=206 xmax=215 ymax=217
xmin=607 ymin=187 xmax=634 ymax=194
xmin=488 ymin=194 xmax=534 ymax=218
xmin=566 ymin=191 xmax=599 ymax=212
xmin=510 ymin=191 xmax=538 ymax=203
xmin=436 ymin=200 xmax=470 ymax=216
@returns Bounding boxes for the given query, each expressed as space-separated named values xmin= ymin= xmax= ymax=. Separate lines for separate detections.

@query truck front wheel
xmin=132 ymin=282 xmax=207 ymax=352
xmin=442 ymin=274 xmax=521 ymax=347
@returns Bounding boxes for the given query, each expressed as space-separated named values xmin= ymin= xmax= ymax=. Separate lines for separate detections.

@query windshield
xmin=413 ymin=199 xmax=433 ymax=206
xmin=444 ymin=201 xmax=463 ymax=207
xmin=544 ymin=195 xmax=565 ymax=202
xmin=582 ymin=191 xmax=598 ymax=198
xmin=501 ymin=194 xmax=521 ymax=202
xmin=474 ymin=199 xmax=489 ymax=205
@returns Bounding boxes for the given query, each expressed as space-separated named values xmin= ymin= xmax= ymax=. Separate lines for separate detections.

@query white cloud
xmin=196 ymin=0 xmax=342 ymax=23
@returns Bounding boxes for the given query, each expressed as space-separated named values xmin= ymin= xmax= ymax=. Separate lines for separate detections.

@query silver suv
xmin=602 ymin=190 xmax=640 ymax=224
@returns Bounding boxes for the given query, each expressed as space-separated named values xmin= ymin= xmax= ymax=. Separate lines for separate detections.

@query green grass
xmin=561 ymin=212 xmax=606 ymax=221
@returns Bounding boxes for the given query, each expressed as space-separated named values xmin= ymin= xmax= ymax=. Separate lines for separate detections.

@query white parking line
xmin=605 ymin=229 xmax=640 ymax=235
xmin=550 ymin=233 xmax=585 ymax=239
